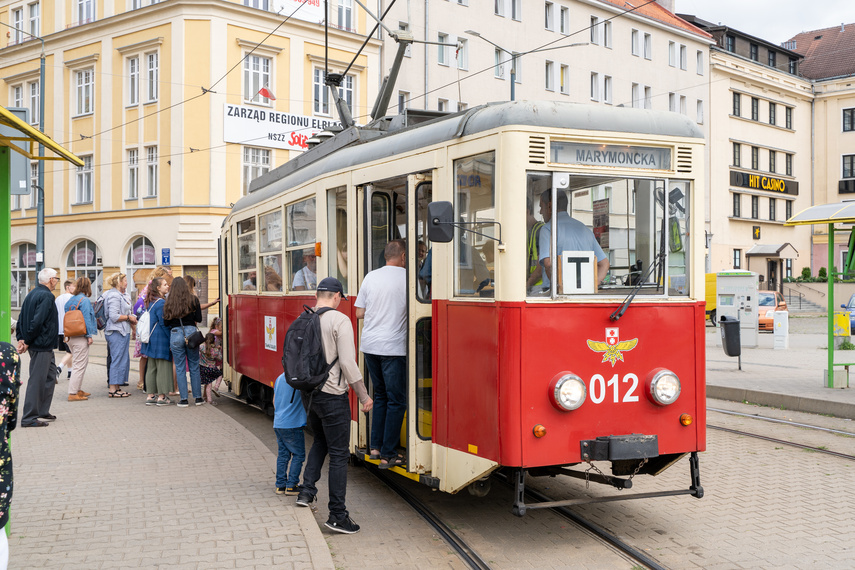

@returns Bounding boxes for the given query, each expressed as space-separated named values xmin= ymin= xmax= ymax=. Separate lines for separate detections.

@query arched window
xmin=126 ymin=236 xmax=156 ymax=300
xmin=11 ymin=242 xmax=37 ymax=309
xmin=66 ymin=239 xmax=102 ymax=300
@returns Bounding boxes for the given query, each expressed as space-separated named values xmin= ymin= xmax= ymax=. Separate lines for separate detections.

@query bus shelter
xmin=786 ymin=202 xmax=855 ymax=388
xmin=0 ymin=106 xmax=82 ymax=343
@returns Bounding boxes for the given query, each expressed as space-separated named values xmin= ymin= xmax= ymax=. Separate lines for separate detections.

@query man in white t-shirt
xmin=55 ymin=279 xmax=75 ymax=379
xmin=354 ymin=239 xmax=407 ymax=469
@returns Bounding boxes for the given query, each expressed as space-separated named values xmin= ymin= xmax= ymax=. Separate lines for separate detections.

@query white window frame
xmin=679 ymin=45 xmax=687 ymax=70
xmin=28 ymin=81 xmax=39 ymax=125
xmin=244 ymin=54 xmax=272 ymax=105
xmin=545 ymin=60 xmax=554 ymax=91
xmin=590 ymin=72 xmax=599 ymax=101
xmin=398 ymin=91 xmax=409 ymax=113
xmin=513 ymin=52 xmax=522 ymax=83
xmin=545 ymin=2 xmax=554 ymax=31
xmin=11 ymin=85 xmax=23 ymax=109
xmin=696 ymin=50 xmax=704 ymax=75
xmin=631 ymin=29 xmax=640 ymax=56
xmin=632 ymin=83 xmax=641 ymax=108
xmin=604 ymin=21 xmax=612 ymax=48
xmin=511 ymin=0 xmax=521 ymax=21
xmin=243 ymin=0 xmax=269 ymax=8
xmin=603 ymin=75 xmax=612 ymax=104
xmin=438 ymin=33 xmax=449 ymax=65
xmin=28 ymin=2 xmax=40 ymax=38
xmin=12 ymin=8 xmax=24 ymax=44
xmin=146 ymin=52 xmax=159 ymax=103
xmin=313 ymin=69 xmax=329 ymax=115
xmin=399 ymin=22 xmax=412 ymax=57
xmin=77 ymin=0 xmax=94 ymax=25
xmin=560 ymin=64 xmax=569 ymax=95
xmin=75 ymin=68 xmax=94 ymax=116
xmin=559 ymin=7 xmax=569 ymax=34
xmin=679 ymin=95 xmax=687 ymax=115
xmin=76 ymin=155 xmax=93 ymax=204
xmin=456 ymin=38 xmax=468 ymax=70
xmin=643 ymin=33 xmax=652 ymax=60
xmin=644 ymin=86 xmax=652 ymax=110
xmin=590 ymin=16 xmax=600 ymax=45
xmin=145 ymin=146 xmax=158 ymax=198
xmin=438 ymin=98 xmax=448 ymax=112
xmin=29 ymin=161 xmax=37 ymax=208
xmin=338 ymin=74 xmax=354 ymax=113
xmin=128 ymin=148 xmax=139 ymax=199
xmin=495 ymin=0 xmax=505 ymax=17
xmin=128 ymin=57 xmax=139 ymax=106
xmin=338 ymin=0 xmax=353 ymax=31
xmin=494 ymin=49 xmax=505 ymax=79
xmin=242 ymin=146 xmax=271 ymax=196
xmin=668 ymin=41 xmax=676 ymax=67
xmin=668 ymin=92 xmax=676 ymax=112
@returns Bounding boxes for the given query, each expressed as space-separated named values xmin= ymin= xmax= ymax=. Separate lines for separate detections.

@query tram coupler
xmin=689 ymin=451 xmax=704 ymax=498
xmin=557 ymin=467 xmax=632 ymax=489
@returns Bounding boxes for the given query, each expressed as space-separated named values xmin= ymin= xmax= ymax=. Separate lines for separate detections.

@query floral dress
xmin=199 ymin=344 xmax=222 ymax=385
xmin=0 ymin=342 xmax=22 ymax=529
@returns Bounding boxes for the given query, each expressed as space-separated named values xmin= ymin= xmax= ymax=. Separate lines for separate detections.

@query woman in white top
xmin=55 ymin=280 xmax=75 ymax=379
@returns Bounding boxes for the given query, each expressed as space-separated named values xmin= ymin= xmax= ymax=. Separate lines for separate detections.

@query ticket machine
xmin=716 ymin=271 xmax=759 ymax=348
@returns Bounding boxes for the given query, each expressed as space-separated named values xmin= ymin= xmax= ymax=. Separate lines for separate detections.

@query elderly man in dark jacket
xmin=16 ymin=268 xmax=60 ymax=427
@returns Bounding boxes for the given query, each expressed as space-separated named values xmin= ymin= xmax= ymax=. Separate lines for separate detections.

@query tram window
xmin=453 ymin=152 xmax=495 ymax=298
xmin=666 ymin=180 xmax=690 ymax=296
xmin=286 ymin=197 xmax=317 ymax=291
xmin=237 ymin=218 xmax=257 ymax=291
xmin=259 ymin=210 xmax=284 ymax=292
xmin=416 ymin=182 xmax=433 ymax=303
xmin=327 ymin=187 xmax=349 ymax=292
xmin=370 ymin=193 xmax=390 ymax=270
xmin=415 ymin=318 xmax=432 ymax=440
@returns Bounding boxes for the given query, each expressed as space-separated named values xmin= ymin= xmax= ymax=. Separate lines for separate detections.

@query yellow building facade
xmin=2 ymin=0 xmax=378 ymax=313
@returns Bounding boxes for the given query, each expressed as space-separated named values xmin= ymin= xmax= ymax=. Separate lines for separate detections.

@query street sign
xmin=162 ymin=248 xmax=170 ymax=265
xmin=0 ymin=108 xmax=31 ymax=195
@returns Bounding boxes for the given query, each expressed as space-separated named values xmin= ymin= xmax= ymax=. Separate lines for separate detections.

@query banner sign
xmin=730 ymin=171 xmax=799 ymax=195
xmin=224 ymin=104 xmax=341 ymax=152
xmin=550 ymin=142 xmax=672 ymax=170
xmin=275 ymin=0 xmax=325 ymax=26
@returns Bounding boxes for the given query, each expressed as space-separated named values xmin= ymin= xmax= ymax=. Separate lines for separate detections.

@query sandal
xmin=145 ymin=396 xmax=157 ymax=406
xmin=378 ymin=453 xmax=406 ymax=470
xmin=108 ymin=390 xmax=131 ymax=398
xmin=368 ymin=450 xmax=381 ymax=460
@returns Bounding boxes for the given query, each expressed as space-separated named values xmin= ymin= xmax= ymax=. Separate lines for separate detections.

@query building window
xmin=733 ymin=142 xmax=741 ymax=167
xmin=28 ymin=161 xmax=37 ymax=209
xmin=769 ymin=198 xmax=776 ymax=221
xmin=769 ymin=150 xmax=776 ymax=173
xmin=668 ymin=93 xmax=676 ymax=112
xmin=590 ymin=16 xmax=599 ymax=45
xmin=337 ymin=0 xmax=353 ymax=31
xmin=696 ymin=50 xmax=704 ymax=75
xmin=438 ymin=98 xmax=448 ymax=112
xmin=243 ymin=147 xmax=270 ymax=195
xmin=399 ymin=22 xmax=411 ymax=57
xmin=338 ymin=74 xmax=354 ymax=113
xmin=631 ymin=29 xmax=640 ymax=56
xmin=668 ymin=41 xmax=676 ymax=67
xmin=11 ymin=243 xmax=37 ymax=309
xmin=75 ymin=69 xmax=94 ymax=116
xmin=28 ymin=2 xmax=39 ymax=38
xmin=66 ymin=240 xmax=102 ymax=300
xmin=631 ymin=83 xmax=640 ymax=108
xmin=590 ymin=72 xmax=599 ymax=101
xmin=494 ymin=49 xmax=504 ymax=78
xmin=126 ymin=236 xmax=157 ymax=299
xmin=680 ymin=95 xmax=687 ymax=115
xmin=76 ymin=155 xmax=93 ymax=204
xmin=733 ymin=249 xmax=741 ymax=269
xmin=844 ymin=108 xmax=854 ymax=132
xmin=559 ymin=7 xmax=569 ymax=34
xmin=725 ymin=35 xmax=735 ymax=52
xmin=768 ymin=51 xmax=777 ymax=68
xmin=313 ymin=69 xmax=328 ymax=114
xmin=789 ymin=57 xmax=797 ymax=74
xmin=458 ymin=102 xmax=468 ymax=111
xmin=752 ymin=146 xmax=759 ymax=170
xmin=456 ymin=38 xmax=468 ymax=70
xmin=545 ymin=2 xmax=554 ymax=30
xmin=397 ymin=91 xmax=409 ymax=113
xmin=696 ymin=100 xmax=704 ymax=124
xmin=511 ymin=0 xmax=521 ymax=20
xmin=679 ymin=45 xmax=687 ymax=70
xmin=243 ymin=0 xmax=269 ymax=7
xmin=603 ymin=75 xmax=612 ymax=104
xmin=642 ymin=33 xmax=651 ymax=60
xmin=545 ymin=61 xmax=554 ymax=91
xmin=733 ymin=92 xmax=741 ymax=116
xmin=513 ymin=52 xmax=522 ymax=83
xmin=128 ymin=57 xmax=139 ymax=105
xmin=751 ymin=97 xmax=759 ymax=121
xmin=12 ymin=8 xmax=24 ymax=44
xmin=146 ymin=52 xmax=158 ymax=102
xmin=145 ymin=146 xmax=158 ymax=197
xmin=750 ymin=43 xmax=758 ymax=61
xmin=786 ymin=153 xmax=793 ymax=176
xmin=604 ymin=21 xmax=612 ymax=48
xmin=495 ymin=0 xmax=505 ymax=16
xmin=11 ymin=85 xmax=23 ymax=109
xmin=128 ymin=149 xmax=138 ymax=199
xmin=28 ymin=81 xmax=39 ymax=125
xmin=733 ymin=193 xmax=741 ymax=217
xmin=844 ymin=155 xmax=855 ymax=179
xmin=751 ymin=195 xmax=759 ymax=219
xmin=77 ymin=0 xmax=94 ymax=25
xmin=560 ymin=65 xmax=569 ymax=95
xmin=786 ymin=107 xmax=793 ymax=129
xmin=769 ymin=102 xmax=776 ymax=125
xmin=644 ymin=86 xmax=652 ymax=110
xmin=244 ymin=55 xmax=271 ymax=104
xmin=785 ymin=258 xmax=793 ymax=278
xmin=786 ymin=200 xmax=793 ymax=221
xmin=438 ymin=33 xmax=449 ymax=65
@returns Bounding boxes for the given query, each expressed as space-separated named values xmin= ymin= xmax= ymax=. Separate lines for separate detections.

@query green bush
xmin=799 ymin=267 xmax=812 ymax=281
xmin=817 ymin=267 xmax=828 ymax=282
xmin=840 ymin=340 xmax=855 ymax=351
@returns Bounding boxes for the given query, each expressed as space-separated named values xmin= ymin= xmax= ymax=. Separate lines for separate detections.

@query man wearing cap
xmin=354 ymin=239 xmax=407 ymax=469
xmin=296 ymin=277 xmax=373 ymax=534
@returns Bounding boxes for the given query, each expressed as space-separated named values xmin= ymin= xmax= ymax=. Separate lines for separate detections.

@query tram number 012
xmin=589 ymin=373 xmax=639 ymax=404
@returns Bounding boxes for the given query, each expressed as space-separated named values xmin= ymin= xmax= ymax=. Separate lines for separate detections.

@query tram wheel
xmin=467 ymin=478 xmax=491 ymax=498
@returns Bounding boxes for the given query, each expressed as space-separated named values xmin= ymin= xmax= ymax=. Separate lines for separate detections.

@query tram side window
xmin=328 ymin=187 xmax=349 ymax=293
xmin=454 ymin=152 xmax=495 ymax=298
xmin=259 ymin=209 xmax=283 ymax=292
xmin=666 ymin=180 xmax=691 ymax=296
xmin=286 ymin=197 xmax=317 ymax=291
xmin=237 ymin=218 xmax=258 ymax=291
xmin=416 ymin=182 xmax=433 ymax=303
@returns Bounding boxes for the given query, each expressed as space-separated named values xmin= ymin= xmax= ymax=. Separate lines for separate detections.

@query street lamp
xmin=465 ymin=30 xmax=517 ymax=101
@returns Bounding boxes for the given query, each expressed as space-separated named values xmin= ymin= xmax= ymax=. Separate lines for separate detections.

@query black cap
xmin=316 ymin=277 xmax=347 ymax=299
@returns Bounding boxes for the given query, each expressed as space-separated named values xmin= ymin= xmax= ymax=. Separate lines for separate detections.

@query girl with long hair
xmin=140 ymin=277 xmax=173 ymax=405
xmin=104 ymin=272 xmax=136 ymax=397
xmin=133 ymin=265 xmax=172 ymax=390
xmin=163 ymin=276 xmax=203 ymax=407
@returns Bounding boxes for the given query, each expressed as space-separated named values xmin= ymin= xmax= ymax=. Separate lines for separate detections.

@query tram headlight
xmin=548 ymin=373 xmax=586 ymax=411
xmin=647 ymin=368 xmax=681 ymax=406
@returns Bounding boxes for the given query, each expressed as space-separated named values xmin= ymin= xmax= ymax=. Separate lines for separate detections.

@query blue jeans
xmin=170 ymin=327 xmax=201 ymax=400
xmin=300 ymin=391 xmax=351 ymax=521
xmin=364 ymin=353 xmax=407 ymax=459
xmin=105 ymin=332 xmax=130 ymax=386
xmin=275 ymin=427 xmax=306 ymax=488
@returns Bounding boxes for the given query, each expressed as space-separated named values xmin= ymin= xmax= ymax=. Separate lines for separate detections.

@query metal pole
xmin=510 ymin=56 xmax=515 ymax=101
xmin=828 ymin=223 xmax=834 ymax=388
xmin=1 ymin=147 xmax=11 ymax=343
xmin=36 ymin=42 xmax=45 ymax=274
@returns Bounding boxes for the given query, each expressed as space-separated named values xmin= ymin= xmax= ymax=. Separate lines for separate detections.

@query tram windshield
xmin=525 ymin=172 xmax=690 ymax=298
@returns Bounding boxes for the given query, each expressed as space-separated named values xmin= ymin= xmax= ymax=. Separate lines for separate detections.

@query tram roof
xmin=232 ymin=100 xmax=704 ymax=216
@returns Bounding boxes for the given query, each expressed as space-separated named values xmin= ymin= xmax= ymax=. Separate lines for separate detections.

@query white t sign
xmin=561 ymin=251 xmax=596 ymax=295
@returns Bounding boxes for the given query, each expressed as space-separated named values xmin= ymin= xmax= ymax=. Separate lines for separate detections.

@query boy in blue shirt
xmin=273 ymin=373 xmax=307 ymax=495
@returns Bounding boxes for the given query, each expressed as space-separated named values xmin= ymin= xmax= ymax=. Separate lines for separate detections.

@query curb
xmin=708 ymin=385 xmax=855 ymax=420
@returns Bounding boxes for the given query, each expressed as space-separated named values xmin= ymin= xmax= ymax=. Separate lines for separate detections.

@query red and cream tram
xmin=220 ymin=100 xmax=705 ymax=514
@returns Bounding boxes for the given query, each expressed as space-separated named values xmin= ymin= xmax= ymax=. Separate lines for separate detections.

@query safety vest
xmin=527 ymin=222 xmax=544 ymax=286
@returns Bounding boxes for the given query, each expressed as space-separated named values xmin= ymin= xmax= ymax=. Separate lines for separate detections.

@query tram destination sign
xmin=223 ymin=103 xmax=342 ymax=152
xmin=550 ymin=142 xmax=671 ymax=170
xmin=730 ymin=171 xmax=798 ymax=195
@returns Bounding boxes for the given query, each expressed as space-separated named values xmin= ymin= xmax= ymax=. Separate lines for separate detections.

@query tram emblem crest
xmin=587 ymin=328 xmax=638 ymax=367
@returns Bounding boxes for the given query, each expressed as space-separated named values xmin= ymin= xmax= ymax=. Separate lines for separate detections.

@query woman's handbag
xmin=180 ymin=316 xmax=205 ymax=349
xmin=63 ymin=298 xmax=87 ymax=338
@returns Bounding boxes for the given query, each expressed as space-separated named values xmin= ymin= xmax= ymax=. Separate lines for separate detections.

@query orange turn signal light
xmin=680 ymin=413 xmax=693 ymax=426
xmin=314 ymin=242 xmax=322 ymax=257
xmin=532 ymin=424 xmax=547 ymax=438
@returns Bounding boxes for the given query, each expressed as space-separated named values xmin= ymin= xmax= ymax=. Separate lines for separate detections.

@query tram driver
xmin=537 ymin=188 xmax=609 ymax=291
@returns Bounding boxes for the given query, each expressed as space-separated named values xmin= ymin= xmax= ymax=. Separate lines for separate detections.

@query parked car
xmin=758 ymin=291 xmax=787 ymax=331
xmin=840 ymin=294 xmax=855 ymax=334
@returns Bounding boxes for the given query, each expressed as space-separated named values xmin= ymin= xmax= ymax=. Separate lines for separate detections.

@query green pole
xmin=0 ymin=146 xmax=11 ymax=344
xmin=828 ymin=223 xmax=834 ymax=388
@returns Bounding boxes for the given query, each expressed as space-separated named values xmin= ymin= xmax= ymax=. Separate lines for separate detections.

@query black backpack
xmin=282 ymin=306 xmax=339 ymax=399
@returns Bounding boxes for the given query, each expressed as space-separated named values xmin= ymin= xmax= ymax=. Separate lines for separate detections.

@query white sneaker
xmin=56 ymin=365 xmax=63 ymax=375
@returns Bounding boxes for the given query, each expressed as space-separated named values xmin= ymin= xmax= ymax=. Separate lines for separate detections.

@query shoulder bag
xmin=180 ymin=314 xmax=205 ymax=350
xmin=63 ymin=298 xmax=87 ymax=338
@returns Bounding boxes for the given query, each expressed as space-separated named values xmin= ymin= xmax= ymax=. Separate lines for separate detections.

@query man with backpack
xmin=290 ymin=277 xmax=372 ymax=534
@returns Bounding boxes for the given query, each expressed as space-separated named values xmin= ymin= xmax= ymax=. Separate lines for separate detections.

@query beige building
xmin=2 ymin=0 xmax=379 ymax=313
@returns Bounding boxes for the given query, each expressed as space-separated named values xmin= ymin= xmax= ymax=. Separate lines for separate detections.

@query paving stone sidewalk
xmin=8 ymin=353 xmax=333 ymax=569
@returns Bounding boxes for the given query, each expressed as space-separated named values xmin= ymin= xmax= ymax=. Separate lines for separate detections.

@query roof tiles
xmin=787 ymin=24 xmax=855 ymax=80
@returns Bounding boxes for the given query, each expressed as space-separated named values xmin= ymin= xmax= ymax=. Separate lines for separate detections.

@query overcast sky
xmin=675 ymin=0 xmax=855 ymax=45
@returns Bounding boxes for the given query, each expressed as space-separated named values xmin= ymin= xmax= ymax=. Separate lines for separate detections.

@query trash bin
xmin=720 ymin=316 xmax=741 ymax=357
